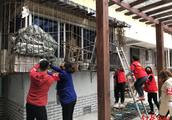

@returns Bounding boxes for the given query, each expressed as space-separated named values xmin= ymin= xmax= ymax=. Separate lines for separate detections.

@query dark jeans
xmin=134 ymin=76 xmax=147 ymax=97
xmin=114 ymin=83 xmax=126 ymax=103
xmin=26 ymin=103 xmax=47 ymax=120
xmin=61 ymin=100 xmax=76 ymax=120
xmin=147 ymin=92 xmax=159 ymax=112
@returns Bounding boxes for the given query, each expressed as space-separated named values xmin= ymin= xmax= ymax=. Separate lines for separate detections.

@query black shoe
xmin=148 ymin=111 xmax=154 ymax=114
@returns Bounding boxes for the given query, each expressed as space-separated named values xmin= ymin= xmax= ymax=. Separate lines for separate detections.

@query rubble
xmin=111 ymin=102 xmax=150 ymax=120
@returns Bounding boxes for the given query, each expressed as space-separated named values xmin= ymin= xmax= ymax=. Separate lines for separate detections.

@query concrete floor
xmin=74 ymin=93 xmax=151 ymax=120
xmin=74 ymin=111 xmax=141 ymax=120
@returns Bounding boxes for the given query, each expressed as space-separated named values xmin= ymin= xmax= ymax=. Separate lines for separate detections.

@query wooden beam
xmin=156 ymin=23 xmax=164 ymax=96
xmin=111 ymin=0 xmax=172 ymax=34
xmin=112 ymin=0 xmax=159 ymax=24
xmin=167 ymin=23 xmax=172 ymax=26
xmin=145 ymin=21 xmax=154 ymax=25
xmin=139 ymin=19 xmax=147 ymax=22
xmin=96 ymin=0 xmax=110 ymax=120
xmin=108 ymin=0 xmax=115 ymax=6
xmin=163 ymin=20 xmax=172 ymax=25
xmin=116 ymin=6 xmax=125 ymax=12
xmin=116 ymin=0 xmax=147 ymax=12
xmin=163 ymin=25 xmax=172 ymax=34
xmin=151 ymin=10 xmax=172 ymax=19
xmin=146 ymin=5 xmax=172 ymax=16
xmin=132 ymin=4 xmax=172 ymax=19
xmin=140 ymin=12 xmax=172 ymax=22
xmin=130 ymin=0 xmax=148 ymax=7
xmin=158 ymin=16 xmax=172 ymax=22
xmin=125 ymin=1 xmax=170 ymax=16
xmin=168 ymin=25 xmax=172 ymax=27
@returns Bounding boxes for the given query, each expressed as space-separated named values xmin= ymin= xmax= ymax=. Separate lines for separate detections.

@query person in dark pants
xmin=113 ymin=67 xmax=127 ymax=108
xmin=50 ymin=62 xmax=77 ymax=120
xmin=130 ymin=55 xmax=148 ymax=100
xmin=26 ymin=59 xmax=60 ymax=120
xmin=144 ymin=66 xmax=159 ymax=114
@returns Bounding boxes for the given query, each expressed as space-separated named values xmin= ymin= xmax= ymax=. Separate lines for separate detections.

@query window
xmin=83 ymin=28 xmax=96 ymax=60
xmin=32 ymin=15 xmax=97 ymax=61
xmin=170 ymin=49 xmax=172 ymax=67
xmin=145 ymin=50 xmax=149 ymax=61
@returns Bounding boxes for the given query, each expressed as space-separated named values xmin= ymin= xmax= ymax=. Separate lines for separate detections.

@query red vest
xmin=117 ymin=70 xmax=127 ymax=83
xmin=130 ymin=61 xmax=147 ymax=79
xmin=144 ymin=74 xmax=158 ymax=93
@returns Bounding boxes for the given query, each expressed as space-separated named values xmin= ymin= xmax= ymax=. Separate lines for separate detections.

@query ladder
xmin=116 ymin=46 xmax=148 ymax=119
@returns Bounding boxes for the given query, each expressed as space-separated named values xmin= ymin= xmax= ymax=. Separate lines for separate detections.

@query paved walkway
xmin=75 ymin=111 xmax=140 ymax=120
xmin=74 ymin=95 xmax=152 ymax=120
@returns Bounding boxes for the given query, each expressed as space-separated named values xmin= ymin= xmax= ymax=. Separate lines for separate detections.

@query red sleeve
xmin=44 ymin=74 xmax=60 ymax=85
xmin=29 ymin=64 xmax=60 ymax=86
xmin=130 ymin=63 xmax=135 ymax=71
xmin=49 ymin=73 xmax=60 ymax=81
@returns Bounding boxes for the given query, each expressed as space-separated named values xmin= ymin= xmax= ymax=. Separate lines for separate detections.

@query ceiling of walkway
xmin=109 ymin=0 xmax=172 ymax=34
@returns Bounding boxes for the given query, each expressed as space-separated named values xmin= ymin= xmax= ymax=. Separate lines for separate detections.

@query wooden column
xmin=156 ymin=23 xmax=164 ymax=95
xmin=96 ymin=0 xmax=110 ymax=120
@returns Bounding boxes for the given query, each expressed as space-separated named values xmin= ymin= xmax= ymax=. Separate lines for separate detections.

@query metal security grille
xmin=0 ymin=0 xmax=128 ymax=74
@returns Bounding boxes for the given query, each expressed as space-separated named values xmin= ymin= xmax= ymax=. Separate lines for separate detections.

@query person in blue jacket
xmin=50 ymin=62 xmax=77 ymax=120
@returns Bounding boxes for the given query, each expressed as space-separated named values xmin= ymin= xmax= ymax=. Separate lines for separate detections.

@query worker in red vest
xmin=130 ymin=55 xmax=148 ymax=100
xmin=26 ymin=59 xmax=60 ymax=120
xmin=144 ymin=66 xmax=159 ymax=114
xmin=113 ymin=66 xmax=127 ymax=108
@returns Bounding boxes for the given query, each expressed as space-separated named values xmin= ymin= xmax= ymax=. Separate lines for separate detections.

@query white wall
xmin=73 ymin=71 xmax=114 ymax=99
xmin=23 ymin=70 xmax=115 ymax=104
xmin=8 ymin=74 xmax=25 ymax=105
xmin=71 ymin=0 xmax=172 ymax=49
xmin=48 ymin=71 xmax=114 ymax=100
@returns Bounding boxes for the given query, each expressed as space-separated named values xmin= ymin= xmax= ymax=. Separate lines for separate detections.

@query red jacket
xmin=144 ymin=74 xmax=158 ymax=93
xmin=130 ymin=61 xmax=147 ymax=79
xmin=27 ymin=64 xmax=60 ymax=106
xmin=114 ymin=69 xmax=127 ymax=83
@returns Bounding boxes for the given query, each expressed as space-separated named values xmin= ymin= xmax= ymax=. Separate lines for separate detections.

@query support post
xmin=96 ymin=0 xmax=110 ymax=120
xmin=156 ymin=23 xmax=164 ymax=96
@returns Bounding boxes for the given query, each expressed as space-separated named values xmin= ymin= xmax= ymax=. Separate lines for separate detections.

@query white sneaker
xmin=120 ymin=103 xmax=125 ymax=108
xmin=113 ymin=103 xmax=119 ymax=108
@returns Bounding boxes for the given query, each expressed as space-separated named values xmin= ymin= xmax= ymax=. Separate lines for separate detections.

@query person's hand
xmin=60 ymin=63 xmax=65 ymax=69
xmin=53 ymin=72 xmax=59 ymax=77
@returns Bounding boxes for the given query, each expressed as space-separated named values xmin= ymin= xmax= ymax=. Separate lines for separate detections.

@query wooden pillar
xmin=155 ymin=23 xmax=164 ymax=96
xmin=96 ymin=0 xmax=110 ymax=120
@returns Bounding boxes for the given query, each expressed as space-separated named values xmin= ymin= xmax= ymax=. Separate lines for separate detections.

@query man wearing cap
xmin=26 ymin=59 xmax=60 ymax=120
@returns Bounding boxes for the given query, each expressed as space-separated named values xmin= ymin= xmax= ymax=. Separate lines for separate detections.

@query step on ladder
xmin=116 ymin=46 xmax=148 ymax=119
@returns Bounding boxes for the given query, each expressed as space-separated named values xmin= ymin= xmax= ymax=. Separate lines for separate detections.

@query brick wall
xmin=46 ymin=93 xmax=97 ymax=120
xmin=6 ymin=99 xmax=24 ymax=120
xmin=3 ymin=94 xmax=97 ymax=120
xmin=0 ymin=97 xmax=5 ymax=119
xmin=74 ymin=93 xmax=97 ymax=117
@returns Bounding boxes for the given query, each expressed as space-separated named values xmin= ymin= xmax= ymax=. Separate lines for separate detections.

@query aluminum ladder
xmin=116 ymin=46 xmax=148 ymax=119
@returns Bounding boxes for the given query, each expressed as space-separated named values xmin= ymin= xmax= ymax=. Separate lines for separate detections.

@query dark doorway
xmin=130 ymin=47 xmax=140 ymax=64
